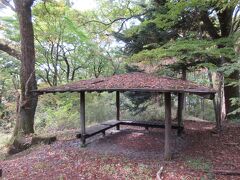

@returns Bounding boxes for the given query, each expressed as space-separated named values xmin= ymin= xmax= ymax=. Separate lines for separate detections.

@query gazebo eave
xmin=33 ymin=88 xmax=216 ymax=99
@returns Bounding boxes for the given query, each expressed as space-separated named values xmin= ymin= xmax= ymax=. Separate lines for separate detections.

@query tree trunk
xmin=13 ymin=0 xmax=38 ymax=135
xmin=224 ymin=70 xmax=240 ymax=119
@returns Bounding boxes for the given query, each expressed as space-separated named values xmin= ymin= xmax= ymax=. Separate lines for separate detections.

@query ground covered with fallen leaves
xmin=0 ymin=120 xmax=240 ymax=179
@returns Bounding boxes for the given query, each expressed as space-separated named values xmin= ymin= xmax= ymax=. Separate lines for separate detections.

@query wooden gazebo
xmin=33 ymin=72 xmax=216 ymax=160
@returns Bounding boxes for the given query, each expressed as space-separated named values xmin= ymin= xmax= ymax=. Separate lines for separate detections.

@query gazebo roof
xmin=34 ymin=72 xmax=216 ymax=97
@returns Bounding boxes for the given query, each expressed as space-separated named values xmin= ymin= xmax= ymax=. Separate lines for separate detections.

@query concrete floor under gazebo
xmin=33 ymin=72 xmax=217 ymax=160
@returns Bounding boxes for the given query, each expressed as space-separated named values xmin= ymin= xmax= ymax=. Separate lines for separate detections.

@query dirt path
xmin=0 ymin=121 xmax=240 ymax=179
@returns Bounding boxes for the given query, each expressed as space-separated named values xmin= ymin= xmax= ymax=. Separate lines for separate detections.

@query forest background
xmin=0 ymin=0 xmax=239 ymax=148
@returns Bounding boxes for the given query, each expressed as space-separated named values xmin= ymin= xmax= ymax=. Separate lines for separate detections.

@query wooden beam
xmin=116 ymin=91 xmax=120 ymax=130
xmin=164 ymin=92 xmax=172 ymax=160
xmin=177 ymin=93 xmax=184 ymax=136
xmin=80 ymin=91 xmax=86 ymax=146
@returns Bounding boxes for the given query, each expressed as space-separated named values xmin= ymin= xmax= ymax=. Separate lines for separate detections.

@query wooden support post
xmin=80 ymin=91 xmax=86 ymax=146
xmin=177 ymin=93 xmax=184 ymax=136
xmin=201 ymin=98 xmax=205 ymax=120
xmin=214 ymin=94 xmax=221 ymax=131
xmin=116 ymin=91 xmax=120 ymax=120
xmin=208 ymin=72 xmax=222 ymax=132
xmin=164 ymin=92 xmax=172 ymax=160
xmin=116 ymin=91 xmax=120 ymax=130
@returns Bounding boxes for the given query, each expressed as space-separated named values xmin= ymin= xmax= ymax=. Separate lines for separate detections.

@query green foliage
xmin=0 ymin=16 xmax=20 ymax=42
xmin=32 ymin=0 xmax=120 ymax=85
xmin=63 ymin=17 xmax=89 ymax=42
xmin=122 ymin=94 xmax=165 ymax=120
xmin=152 ymin=0 xmax=239 ymax=30
xmin=186 ymin=97 xmax=215 ymax=122
xmin=35 ymin=93 xmax=79 ymax=131
xmin=228 ymin=98 xmax=240 ymax=118
xmin=222 ymin=33 xmax=240 ymax=119
xmin=35 ymin=92 xmax=117 ymax=131
xmin=123 ymin=0 xmax=240 ymax=117
xmin=0 ymin=0 xmax=126 ymax=138
xmin=35 ymin=91 xmax=169 ymax=132
xmin=0 ymin=54 xmax=20 ymax=123
xmin=85 ymin=92 xmax=116 ymax=124
xmin=130 ymin=38 xmax=236 ymax=70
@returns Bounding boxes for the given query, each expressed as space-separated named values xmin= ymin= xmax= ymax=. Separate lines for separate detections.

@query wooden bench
xmin=121 ymin=120 xmax=182 ymax=130
xmin=76 ymin=120 xmax=183 ymax=141
xmin=76 ymin=120 xmax=121 ymax=139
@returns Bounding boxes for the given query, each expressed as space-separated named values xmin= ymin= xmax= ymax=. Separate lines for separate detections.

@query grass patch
xmin=100 ymin=162 xmax=154 ymax=180
xmin=185 ymin=157 xmax=215 ymax=180
xmin=185 ymin=157 xmax=212 ymax=171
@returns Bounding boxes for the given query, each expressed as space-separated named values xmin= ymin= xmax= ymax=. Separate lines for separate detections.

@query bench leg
xmin=116 ymin=124 xmax=120 ymax=130
xmin=145 ymin=126 xmax=149 ymax=130
xmin=102 ymin=131 xmax=106 ymax=137
xmin=81 ymin=135 xmax=86 ymax=147
xmin=177 ymin=126 xmax=184 ymax=136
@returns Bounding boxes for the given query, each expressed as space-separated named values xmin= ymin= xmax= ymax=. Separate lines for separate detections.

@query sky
xmin=0 ymin=0 xmax=97 ymax=17
xmin=0 ymin=6 xmax=14 ymax=17
xmin=72 ymin=0 xmax=97 ymax=11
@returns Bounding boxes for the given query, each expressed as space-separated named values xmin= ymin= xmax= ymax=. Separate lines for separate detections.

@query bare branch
xmin=83 ymin=9 xmax=153 ymax=33
xmin=0 ymin=40 xmax=21 ymax=60
xmin=25 ymin=70 xmax=35 ymax=96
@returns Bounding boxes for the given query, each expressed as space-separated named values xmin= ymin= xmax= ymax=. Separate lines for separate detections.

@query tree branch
xmin=200 ymin=10 xmax=220 ymax=39
xmin=0 ymin=40 xmax=21 ymax=60
xmin=83 ymin=9 xmax=153 ymax=33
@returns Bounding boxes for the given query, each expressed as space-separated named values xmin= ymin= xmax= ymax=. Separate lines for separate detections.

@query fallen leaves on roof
xmin=34 ymin=72 xmax=216 ymax=95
